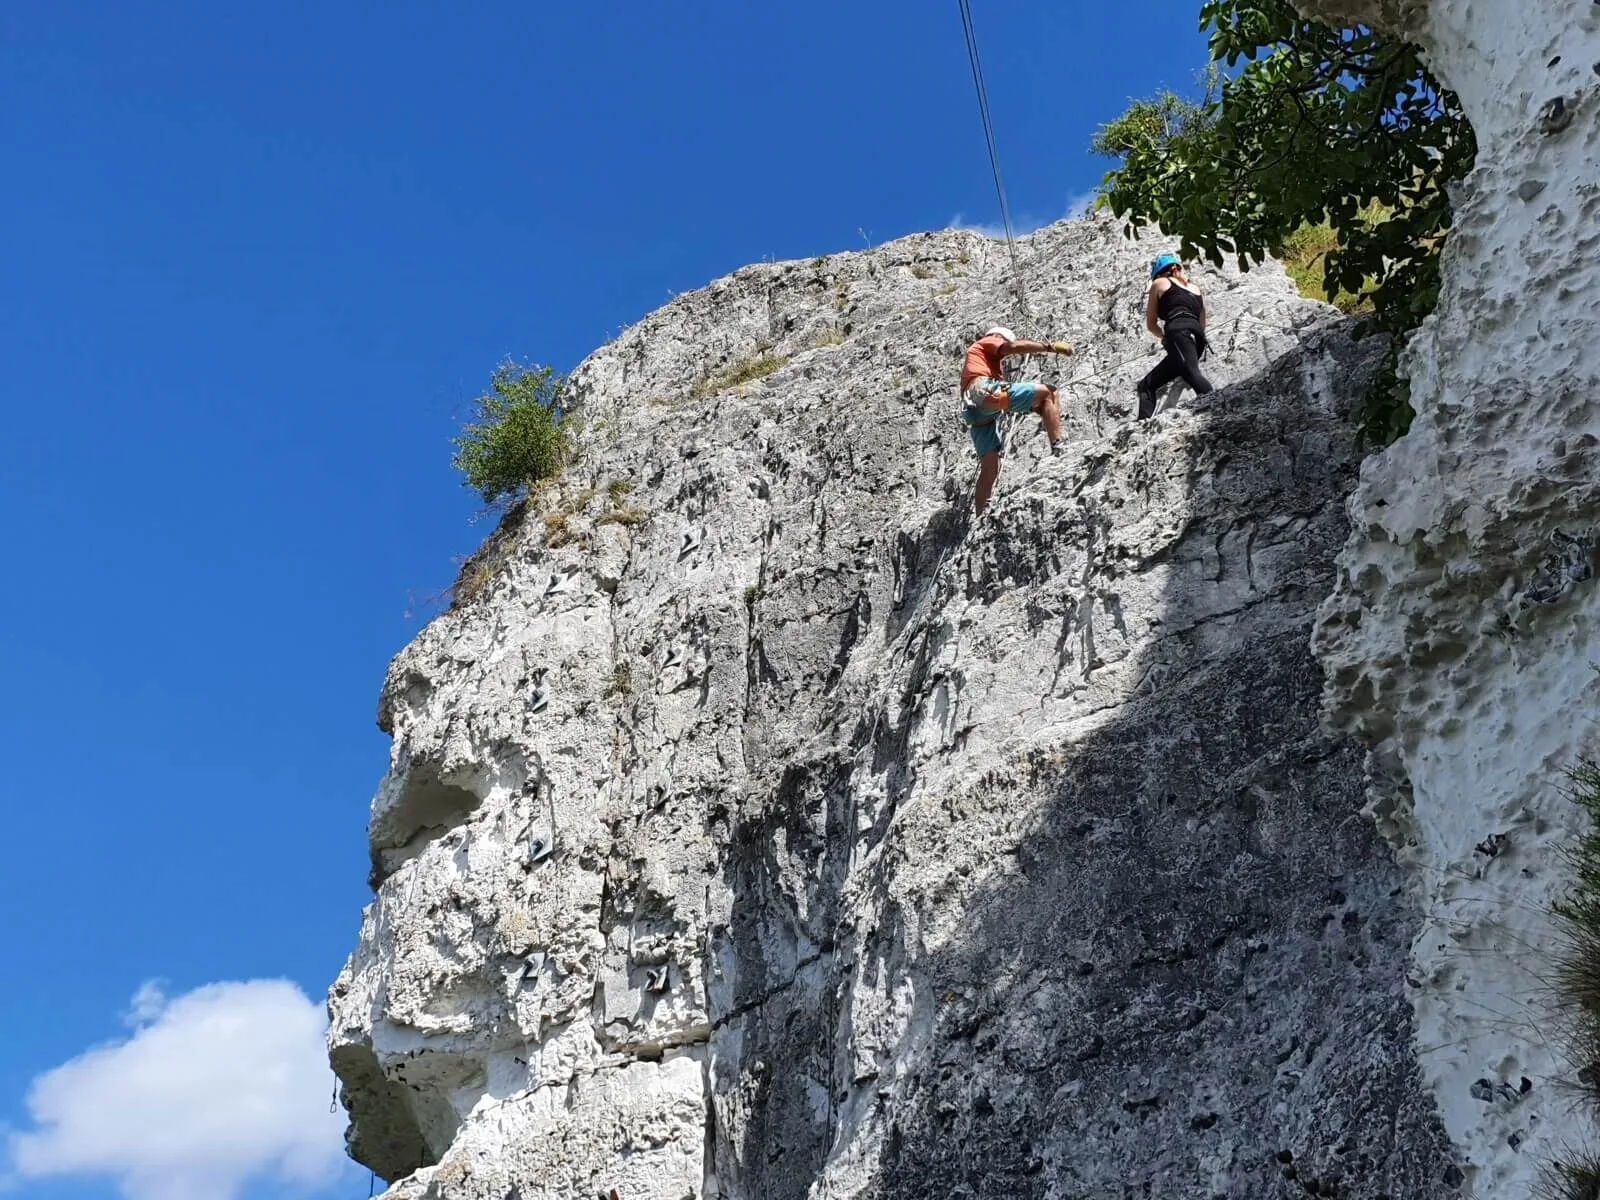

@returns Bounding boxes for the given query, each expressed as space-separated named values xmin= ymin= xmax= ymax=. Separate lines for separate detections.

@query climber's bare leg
xmin=975 ymin=451 xmax=1002 ymax=516
xmin=1035 ymin=386 xmax=1063 ymax=447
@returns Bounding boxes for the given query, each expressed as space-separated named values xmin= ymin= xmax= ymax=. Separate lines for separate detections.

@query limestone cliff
xmin=1292 ymin=0 xmax=1600 ymax=1194
xmin=329 ymin=215 xmax=1462 ymax=1198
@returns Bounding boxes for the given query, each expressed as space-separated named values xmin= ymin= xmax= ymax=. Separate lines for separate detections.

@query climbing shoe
xmin=1136 ymin=381 xmax=1156 ymax=421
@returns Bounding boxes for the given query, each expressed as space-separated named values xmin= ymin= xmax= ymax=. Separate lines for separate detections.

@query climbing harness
xmin=957 ymin=0 xmax=1027 ymax=315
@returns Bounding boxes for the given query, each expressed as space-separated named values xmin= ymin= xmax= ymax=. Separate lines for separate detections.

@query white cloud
xmin=947 ymin=211 xmax=1001 ymax=238
xmin=7 ymin=980 xmax=350 ymax=1200
xmin=947 ymin=211 xmax=1050 ymax=239
xmin=123 ymin=980 xmax=168 ymax=1029
xmin=948 ymin=191 xmax=1101 ymax=239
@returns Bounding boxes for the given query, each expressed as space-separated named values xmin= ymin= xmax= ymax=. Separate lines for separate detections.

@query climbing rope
xmin=957 ymin=0 xmax=1027 ymax=315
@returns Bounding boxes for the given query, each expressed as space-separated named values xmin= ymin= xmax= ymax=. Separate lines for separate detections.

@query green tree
xmin=1093 ymin=0 xmax=1476 ymax=445
xmin=452 ymin=361 xmax=571 ymax=504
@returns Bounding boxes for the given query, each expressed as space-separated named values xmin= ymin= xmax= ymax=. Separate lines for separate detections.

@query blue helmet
xmin=1150 ymin=254 xmax=1181 ymax=280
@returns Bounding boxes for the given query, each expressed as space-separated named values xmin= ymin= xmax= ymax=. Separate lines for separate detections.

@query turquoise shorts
xmin=961 ymin=379 xmax=1042 ymax=456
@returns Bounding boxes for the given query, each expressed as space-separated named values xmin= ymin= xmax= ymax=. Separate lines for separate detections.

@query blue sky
xmin=0 ymin=3 xmax=1211 ymax=1197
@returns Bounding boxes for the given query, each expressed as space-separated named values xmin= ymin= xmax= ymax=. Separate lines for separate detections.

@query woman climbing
xmin=1135 ymin=253 xmax=1213 ymax=420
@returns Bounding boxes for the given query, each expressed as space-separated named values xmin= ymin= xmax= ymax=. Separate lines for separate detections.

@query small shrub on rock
xmin=452 ymin=362 xmax=570 ymax=504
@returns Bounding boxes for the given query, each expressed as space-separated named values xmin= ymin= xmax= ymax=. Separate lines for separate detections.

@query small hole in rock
xmin=1550 ymin=55 xmax=1563 ymax=67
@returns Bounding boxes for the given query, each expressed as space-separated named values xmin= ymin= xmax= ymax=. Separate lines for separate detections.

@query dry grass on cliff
xmin=690 ymin=352 xmax=787 ymax=399
xmin=449 ymin=498 xmax=528 ymax=608
xmin=449 ymin=476 xmax=637 ymax=607
xmin=1535 ymin=1153 xmax=1600 ymax=1200
xmin=1556 ymin=762 xmax=1600 ymax=1037
xmin=595 ymin=504 xmax=647 ymax=529
xmin=605 ymin=660 xmax=633 ymax=699
xmin=1545 ymin=754 xmax=1600 ymax=1200
xmin=1496 ymin=756 xmax=1600 ymax=1198
xmin=542 ymin=510 xmax=576 ymax=548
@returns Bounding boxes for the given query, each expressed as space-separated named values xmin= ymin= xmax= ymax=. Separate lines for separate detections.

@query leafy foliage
xmin=1278 ymin=216 xmax=1382 ymax=313
xmin=1090 ymin=75 xmax=1222 ymax=165
xmin=452 ymin=362 xmax=571 ymax=505
xmin=1093 ymin=0 xmax=1476 ymax=446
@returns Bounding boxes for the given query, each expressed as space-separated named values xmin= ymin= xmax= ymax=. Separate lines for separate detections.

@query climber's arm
xmin=1000 ymin=339 xmax=1073 ymax=358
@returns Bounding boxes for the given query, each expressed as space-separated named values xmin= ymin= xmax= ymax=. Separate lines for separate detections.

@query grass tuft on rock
xmin=1553 ymin=754 xmax=1600 ymax=1158
xmin=449 ymin=500 xmax=528 ymax=609
xmin=1536 ymin=1153 xmax=1600 ymax=1200
xmin=596 ymin=503 xmax=648 ymax=529
xmin=690 ymin=353 xmax=787 ymax=399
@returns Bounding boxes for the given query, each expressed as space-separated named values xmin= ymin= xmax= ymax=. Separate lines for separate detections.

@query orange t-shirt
xmin=960 ymin=334 xmax=1007 ymax=392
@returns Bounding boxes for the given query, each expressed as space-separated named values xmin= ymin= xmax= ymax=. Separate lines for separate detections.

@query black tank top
xmin=1158 ymin=282 xmax=1204 ymax=329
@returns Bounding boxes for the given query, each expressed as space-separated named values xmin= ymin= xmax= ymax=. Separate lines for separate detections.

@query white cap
xmin=984 ymin=326 xmax=1016 ymax=342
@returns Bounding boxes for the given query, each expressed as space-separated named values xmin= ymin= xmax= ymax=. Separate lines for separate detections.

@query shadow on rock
xmin=715 ymin=327 xmax=1461 ymax=1199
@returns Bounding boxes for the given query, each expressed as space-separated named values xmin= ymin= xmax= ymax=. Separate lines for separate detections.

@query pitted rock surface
xmin=1291 ymin=0 xmax=1600 ymax=1191
xmin=329 ymin=214 xmax=1455 ymax=1198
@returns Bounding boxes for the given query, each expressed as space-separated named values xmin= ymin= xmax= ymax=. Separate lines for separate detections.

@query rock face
xmin=1292 ymin=0 xmax=1600 ymax=1193
xmin=328 ymin=215 xmax=1459 ymax=1198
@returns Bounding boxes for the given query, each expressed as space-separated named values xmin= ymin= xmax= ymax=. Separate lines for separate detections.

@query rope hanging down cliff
xmin=957 ymin=0 xmax=1027 ymax=314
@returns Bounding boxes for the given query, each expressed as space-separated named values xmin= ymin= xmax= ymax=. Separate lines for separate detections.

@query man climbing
xmin=1135 ymin=254 xmax=1213 ymax=420
xmin=959 ymin=326 xmax=1073 ymax=516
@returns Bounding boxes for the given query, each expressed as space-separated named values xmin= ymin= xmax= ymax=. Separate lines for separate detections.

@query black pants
xmin=1138 ymin=326 xmax=1213 ymax=419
